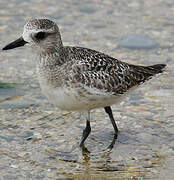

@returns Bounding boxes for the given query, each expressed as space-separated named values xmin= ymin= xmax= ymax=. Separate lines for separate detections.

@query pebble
xmin=19 ymin=131 xmax=33 ymax=139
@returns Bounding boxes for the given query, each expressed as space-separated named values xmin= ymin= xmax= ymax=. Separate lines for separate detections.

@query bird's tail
xmin=147 ymin=64 xmax=166 ymax=74
xmin=129 ymin=63 xmax=166 ymax=85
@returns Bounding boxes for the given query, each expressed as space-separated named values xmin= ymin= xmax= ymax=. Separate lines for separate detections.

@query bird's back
xmin=63 ymin=46 xmax=166 ymax=96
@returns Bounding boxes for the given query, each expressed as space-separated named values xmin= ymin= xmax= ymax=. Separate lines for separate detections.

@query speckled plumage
xmin=37 ymin=44 xmax=165 ymax=111
xmin=2 ymin=18 xmax=166 ymax=146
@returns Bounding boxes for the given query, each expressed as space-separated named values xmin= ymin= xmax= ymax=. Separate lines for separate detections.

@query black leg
xmin=104 ymin=106 xmax=118 ymax=134
xmin=79 ymin=119 xmax=91 ymax=147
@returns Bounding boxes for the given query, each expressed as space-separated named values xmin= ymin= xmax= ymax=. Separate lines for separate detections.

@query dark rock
xmin=79 ymin=7 xmax=96 ymax=14
xmin=118 ymin=34 xmax=159 ymax=50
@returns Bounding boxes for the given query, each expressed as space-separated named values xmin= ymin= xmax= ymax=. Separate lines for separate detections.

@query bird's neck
xmin=36 ymin=44 xmax=67 ymax=88
xmin=37 ymin=42 xmax=68 ymax=68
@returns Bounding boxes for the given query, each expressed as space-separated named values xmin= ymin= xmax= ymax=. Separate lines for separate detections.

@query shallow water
xmin=0 ymin=0 xmax=174 ymax=179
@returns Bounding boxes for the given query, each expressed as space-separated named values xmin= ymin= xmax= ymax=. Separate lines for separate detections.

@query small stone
xmin=17 ymin=151 xmax=28 ymax=157
xmin=10 ymin=164 xmax=18 ymax=168
xmin=118 ymin=34 xmax=159 ymax=50
xmin=34 ymin=132 xmax=42 ymax=139
xmin=19 ymin=131 xmax=33 ymax=139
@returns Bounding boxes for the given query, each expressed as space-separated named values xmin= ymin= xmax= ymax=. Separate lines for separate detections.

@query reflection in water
xmin=107 ymin=134 xmax=118 ymax=150
xmin=40 ymin=132 xmax=147 ymax=179
xmin=81 ymin=133 xmax=118 ymax=162
xmin=77 ymin=133 xmax=146 ymax=179
xmin=82 ymin=146 xmax=91 ymax=162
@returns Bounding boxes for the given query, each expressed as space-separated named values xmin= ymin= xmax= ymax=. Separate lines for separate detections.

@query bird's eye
xmin=35 ymin=32 xmax=46 ymax=40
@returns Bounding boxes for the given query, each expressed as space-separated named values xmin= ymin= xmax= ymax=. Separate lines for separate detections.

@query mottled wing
xmin=64 ymin=47 xmax=164 ymax=95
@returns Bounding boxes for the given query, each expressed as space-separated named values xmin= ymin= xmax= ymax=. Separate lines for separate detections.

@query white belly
xmin=39 ymin=82 xmax=125 ymax=111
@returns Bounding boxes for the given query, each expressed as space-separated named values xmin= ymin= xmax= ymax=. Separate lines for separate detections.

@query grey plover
xmin=2 ymin=19 xmax=166 ymax=147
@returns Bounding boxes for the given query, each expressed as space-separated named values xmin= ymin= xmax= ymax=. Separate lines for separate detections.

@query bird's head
xmin=3 ymin=18 xmax=62 ymax=54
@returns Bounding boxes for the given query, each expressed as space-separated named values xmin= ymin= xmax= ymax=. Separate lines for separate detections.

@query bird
xmin=2 ymin=18 xmax=166 ymax=147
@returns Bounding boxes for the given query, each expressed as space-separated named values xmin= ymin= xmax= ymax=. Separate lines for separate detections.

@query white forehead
xmin=22 ymin=18 xmax=58 ymax=41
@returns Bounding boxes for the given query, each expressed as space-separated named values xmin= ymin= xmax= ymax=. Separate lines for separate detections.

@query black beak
xmin=2 ymin=37 xmax=28 ymax=50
